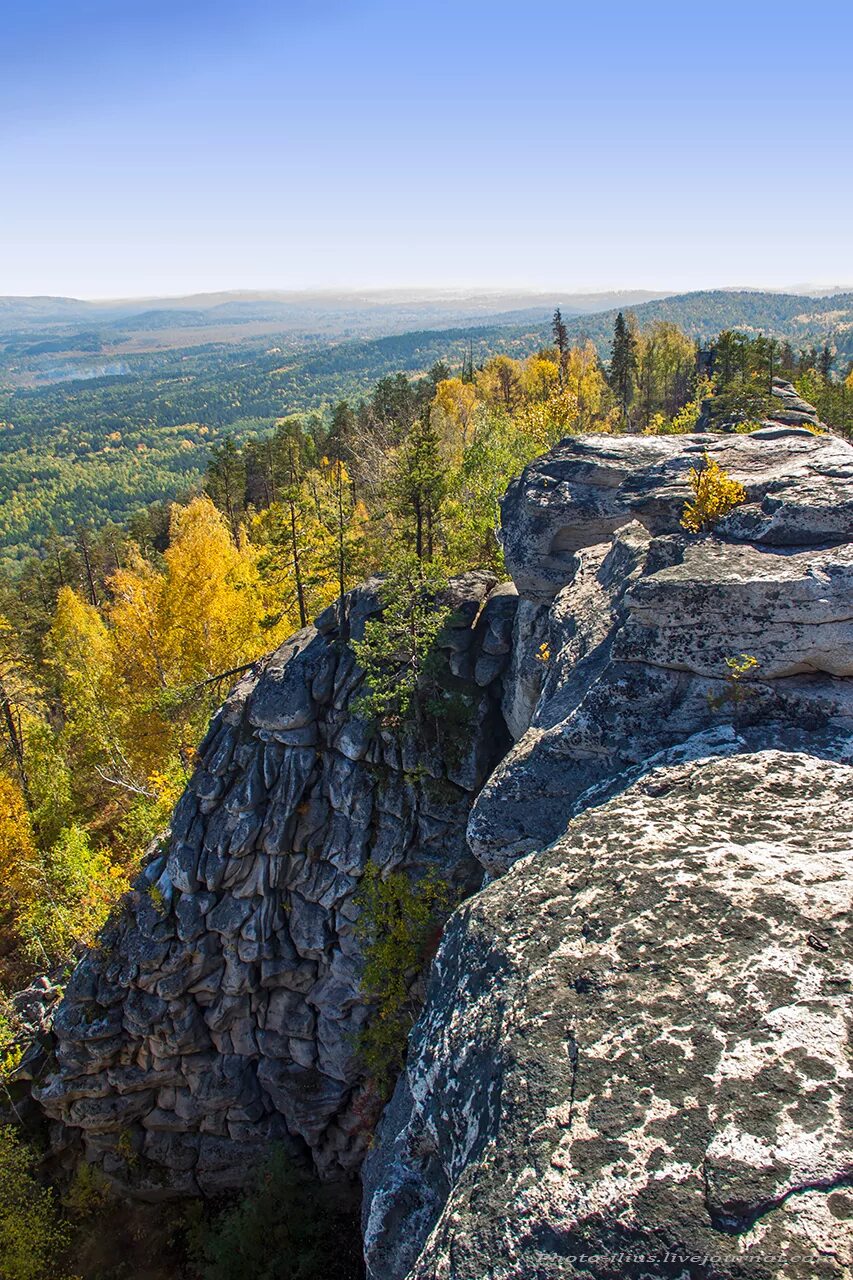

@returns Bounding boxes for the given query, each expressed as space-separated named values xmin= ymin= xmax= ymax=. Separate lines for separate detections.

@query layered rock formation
xmin=475 ymin=428 xmax=853 ymax=870
xmin=34 ymin=573 xmax=515 ymax=1194
xmin=364 ymin=746 xmax=853 ymax=1280
xmin=363 ymin=429 xmax=853 ymax=1279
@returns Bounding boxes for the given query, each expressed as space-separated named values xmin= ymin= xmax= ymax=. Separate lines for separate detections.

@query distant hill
xmin=556 ymin=289 xmax=853 ymax=357
xmin=0 ymin=286 xmax=851 ymax=568
xmin=0 ymin=288 xmax=667 ymax=342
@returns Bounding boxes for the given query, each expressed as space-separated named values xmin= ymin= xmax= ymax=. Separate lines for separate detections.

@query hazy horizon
xmin=2 ymin=0 xmax=851 ymax=298
xmin=3 ymin=282 xmax=853 ymax=306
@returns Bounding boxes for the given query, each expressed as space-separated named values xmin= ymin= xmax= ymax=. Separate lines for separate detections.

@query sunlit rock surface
xmin=364 ymin=429 xmax=853 ymax=1279
xmin=364 ymin=747 xmax=853 ymax=1280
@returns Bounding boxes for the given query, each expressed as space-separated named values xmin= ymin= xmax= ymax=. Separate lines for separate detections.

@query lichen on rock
xmin=364 ymin=429 xmax=853 ymax=1280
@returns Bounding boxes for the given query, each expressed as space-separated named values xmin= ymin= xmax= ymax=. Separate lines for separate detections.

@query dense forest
xmin=0 ymin=309 xmax=851 ymax=1277
xmin=2 ymin=288 xmax=852 ymax=568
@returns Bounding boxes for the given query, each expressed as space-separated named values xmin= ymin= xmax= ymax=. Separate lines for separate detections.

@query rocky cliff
xmin=33 ymin=572 xmax=516 ymax=1193
xmin=363 ymin=428 xmax=853 ymax=1280
xmin=30 ymin=427 xmax=853 ymax=1276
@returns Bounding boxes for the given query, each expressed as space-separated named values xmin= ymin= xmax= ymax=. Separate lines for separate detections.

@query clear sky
xmin=2 ymin=0 xmax=851 ymax=298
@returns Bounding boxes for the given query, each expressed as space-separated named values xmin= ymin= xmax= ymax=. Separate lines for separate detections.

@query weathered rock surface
xmin=31 ymin=425 xmax=853 ymax=1276
xmin=474 ymin=430 xmax=853 ymax=870
xmin=364 ymin=746 xmax=853 ymax=1280
xmin=34 ymin=573 xmax=515 ymax=1194
xmin=767 ymin=377 xmax=827 ymax=430
xmin=501 ymin=429 xmax=852 ymax=605
xmin=364 ymin=429 xmax=853 ymax=1279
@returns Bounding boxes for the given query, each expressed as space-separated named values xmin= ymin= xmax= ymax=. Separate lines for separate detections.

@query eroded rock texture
xmin=34 ymin=573 xmax=515 ymax=1195
xmin=364 ymin=747 xmax=853 ymax=1280
xmin=364 ymin=429 xmax=853 ymax=1279
xmin=474 ymin=428 xmax=853 ymax=871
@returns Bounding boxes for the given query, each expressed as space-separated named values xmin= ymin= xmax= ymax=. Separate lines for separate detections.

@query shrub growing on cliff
xmin=354 ymin=864 xmax=453 ymax=1090
xmin=707 ymin=653 xmax=759 ymax=711
xmin=352 ymin=553 xmax=450 ymax=730
xmin=680 ymin=451 xmax=746 ymax=533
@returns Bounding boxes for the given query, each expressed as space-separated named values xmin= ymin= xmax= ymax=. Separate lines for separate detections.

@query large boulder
xmin=472 ymin=431 xmax=853 ymax=871
xmin=500 ymin=429 xmax=853 ymax=603
xmin=363 ymin=745 xmax=853 ymax=1280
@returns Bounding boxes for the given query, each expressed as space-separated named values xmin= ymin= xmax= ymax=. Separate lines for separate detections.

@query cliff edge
xmin=363 ymin=428 xmax=853 ymax=1280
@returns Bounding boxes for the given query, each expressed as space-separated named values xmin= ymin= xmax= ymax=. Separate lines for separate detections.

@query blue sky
xmin=1 ymin=0 xmax=851 ymax=297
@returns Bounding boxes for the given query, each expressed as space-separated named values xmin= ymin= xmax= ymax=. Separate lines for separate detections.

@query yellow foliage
xmin=564 ymin=341 xmax=607 ymax=427
xmin=521 ymin=357 xmax=560 ymax=403
xmin=17 ymin=825 xmax=128 ymax=967
xmin=0 ymin=776 xmax=38 ymax=910
xmin=680 ymin=452 xmax=747 ymax=533
xmin=430 ymin=378 xmax=478 ymax=458
xmin=476 ymin=355 xmax=524 ymax=410
xmin=515 ymin=387 xmax=580 ymax=445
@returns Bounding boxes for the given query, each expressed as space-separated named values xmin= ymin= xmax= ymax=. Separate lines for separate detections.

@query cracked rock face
xmin=34 ymin=573 xmax=514 ymax=1195
xmin=362 ymin=748 xmax=853 ymax=1280
xmin=364 ymin=429 xmax=853 ymax=1279
xmin=472 ymin=430 xmax=853 ymax=872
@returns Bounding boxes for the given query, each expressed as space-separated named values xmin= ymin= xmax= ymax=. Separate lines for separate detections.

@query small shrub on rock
xmin=680 ymin=451 xmax=746 ymax=533
xmin=354 ymin=864 xmax=453 ymax=1091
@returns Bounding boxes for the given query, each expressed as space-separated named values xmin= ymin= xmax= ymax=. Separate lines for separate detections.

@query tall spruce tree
xmin=610 ymin=312 xmax=637 ymax=424
xmin=552 ymin=307 xmax=568 ymax=357
xmin=393 ymin=417 xmax=446 ymax=560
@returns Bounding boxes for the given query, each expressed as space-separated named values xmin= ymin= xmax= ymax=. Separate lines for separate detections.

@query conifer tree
xmin=552 ymin=308 xmax=568 ymax=358
xmin=205 ymin=437 xmax=246 ymax=543
xmin=610 ymin=312 xmax=637 ymax=425
xmin=393 ymin=418 xmax=446 ymax=560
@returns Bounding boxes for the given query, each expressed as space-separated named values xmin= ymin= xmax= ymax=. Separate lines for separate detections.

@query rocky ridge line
xmin=363 ymin=427 xmax=853 ymax=1280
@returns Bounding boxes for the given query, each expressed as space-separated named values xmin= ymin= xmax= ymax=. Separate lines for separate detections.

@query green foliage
xmin=795 ymin=368 xmax=853 ymax=438
xmin=442 ymin=407 xmax=547 ymax=573
xmin=609 ymin=310 xmax=637 ymax=422
xmin=62 ymin=1161 xmax=111 ymax=1220
xmin=17 ymin=825 xmax=126 ymax=969
xmin=20 ymin=719 xmax=75 ymax=848
xmin=643 ymin=377 xmax=711 ymax=435
xmin=352 ymin=554 xmax=451 ymax=731
xmin=189 ymin=1147 xmax=361 ymax=1280
xmin=354 ymin=864 xmax=453 ymax=1090
xmin=0 ymin=1002 xmax=24 ymax=1085
xmin=392 ymin=416 xmax=446 ymax=560
xmin=0 ymin=1127 xmax=71 ymax=1280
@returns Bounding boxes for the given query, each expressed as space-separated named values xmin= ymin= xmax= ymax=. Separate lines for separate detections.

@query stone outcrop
xmin=363 ymin=429 xmax=853 ymax=1279
xmin=33 ymin=573 xmax=515 ymax=1195
xmin=768 ymin=376 xmax=827 ymax=430
xmin=364 ymin=746 xmax=853 ymax=1280
xmin=30 ymin=424 xmax=853 ymax=1274
xmin=474 ymin=429 xmax=853 ymax=871
xmin=696 ymin=376 xmax=827 ymax=434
